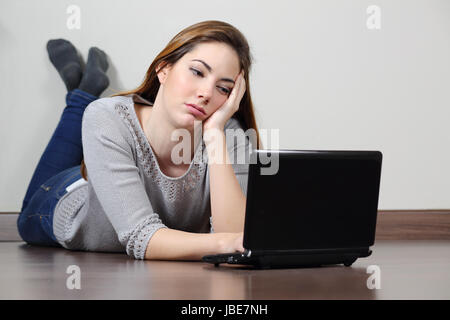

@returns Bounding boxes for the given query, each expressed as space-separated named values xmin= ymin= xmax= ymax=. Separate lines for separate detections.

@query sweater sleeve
xmin=81 ymin=101 xmax=167 ymax=260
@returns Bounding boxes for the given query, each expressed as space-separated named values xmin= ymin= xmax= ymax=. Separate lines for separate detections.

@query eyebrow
xmin=191 ymin=59 xmax=235 ymax=84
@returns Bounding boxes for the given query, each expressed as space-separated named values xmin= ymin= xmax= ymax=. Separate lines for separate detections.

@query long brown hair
xmin=80 ymin=20 xmax=262 ymax=181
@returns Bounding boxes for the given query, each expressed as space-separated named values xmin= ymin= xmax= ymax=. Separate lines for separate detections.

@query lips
xmin=185 ymin=103 xmax=206 ymax=116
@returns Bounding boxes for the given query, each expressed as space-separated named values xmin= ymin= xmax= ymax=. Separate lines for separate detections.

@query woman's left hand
xmin=202 ymin=71 xmax=246 ymax=132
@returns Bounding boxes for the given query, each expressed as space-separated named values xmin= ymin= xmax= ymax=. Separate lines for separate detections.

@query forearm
xmin=144 ymin=228 xmax=239 ymax=261
xmin=205 ymin=129 xmax=246 ymax=233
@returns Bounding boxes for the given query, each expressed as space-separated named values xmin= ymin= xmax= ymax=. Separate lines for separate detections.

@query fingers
xmin=230 ymin=72 xmax=243 ymax=97
xmin=233 ymin=71 xmax=245 ymax=93
xmin=235 ymin=232 xmax=245 ymax=253
xmin=228 ymin=71 xmax=246 ymax=112
xmin=238 ymin=71 xmax=246 ymax=99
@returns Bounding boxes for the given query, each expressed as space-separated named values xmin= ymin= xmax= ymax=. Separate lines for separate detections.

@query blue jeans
xmin=17 ymin=89 xmax=98 ymax=247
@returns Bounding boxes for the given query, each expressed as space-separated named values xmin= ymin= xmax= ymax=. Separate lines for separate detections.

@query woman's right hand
xmin=218 ymin=232 xmax=244 ymax=254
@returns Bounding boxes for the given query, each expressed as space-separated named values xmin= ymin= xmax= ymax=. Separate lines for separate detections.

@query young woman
xmin=17 ymin=20 xmax=262 ymax=261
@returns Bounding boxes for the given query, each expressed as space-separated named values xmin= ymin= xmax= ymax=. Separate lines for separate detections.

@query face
xmin=156 ymin=42 xmax=241 ymax=128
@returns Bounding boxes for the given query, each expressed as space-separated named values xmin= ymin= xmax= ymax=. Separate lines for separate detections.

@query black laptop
xmin=202 ymin=149 xmax=383 ymax=269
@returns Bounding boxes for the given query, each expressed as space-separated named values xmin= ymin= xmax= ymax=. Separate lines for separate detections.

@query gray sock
xmin=78 ymin=47 xmax=109 ymax=97
xmin=47 ymin=39 xmax=82 ymax=92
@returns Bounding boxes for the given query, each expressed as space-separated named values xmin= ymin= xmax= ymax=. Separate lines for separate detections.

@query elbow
xmin=141 ymin=227 xmax=168 ymax=260
xmin=125 ymin=225 xmax=167 ymax=260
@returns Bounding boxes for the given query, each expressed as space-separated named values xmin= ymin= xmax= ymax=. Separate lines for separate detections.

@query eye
xmin=190 ymin=67 xmax=231 ymax=95
xmin=217 ymin=86 xmax=231 ymax=95
xmin=190 ymin=68 xmax=203 ymax=77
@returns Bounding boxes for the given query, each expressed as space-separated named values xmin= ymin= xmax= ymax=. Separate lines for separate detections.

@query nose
xmin=197 ymin=83 xmax=213 ymax=105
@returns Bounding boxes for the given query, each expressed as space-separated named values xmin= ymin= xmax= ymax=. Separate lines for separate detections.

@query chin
xmin=177 ymin=113 xmax=198 ymax=129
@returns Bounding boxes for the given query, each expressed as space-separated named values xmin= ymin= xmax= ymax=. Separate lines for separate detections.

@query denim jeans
xmin=17 ymin=89 xmax=98 ymax=246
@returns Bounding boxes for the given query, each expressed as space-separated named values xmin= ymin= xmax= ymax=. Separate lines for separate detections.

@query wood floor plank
xmin=2 ymin=210 xmax=450 ymax=241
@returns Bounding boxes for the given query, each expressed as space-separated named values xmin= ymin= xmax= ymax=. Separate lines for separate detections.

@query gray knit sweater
xmin=52 ymin=94 xmax=251 ymax=260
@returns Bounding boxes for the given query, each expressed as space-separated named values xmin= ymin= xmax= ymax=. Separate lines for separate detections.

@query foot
xmin=78 ymin=47 xmax=110 ymax=96
xmin=47 ymin=39 xmax=83 ymax=92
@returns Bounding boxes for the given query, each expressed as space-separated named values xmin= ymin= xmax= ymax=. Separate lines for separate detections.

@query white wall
xmin=1 ymin=0 xmax=449 ymax=211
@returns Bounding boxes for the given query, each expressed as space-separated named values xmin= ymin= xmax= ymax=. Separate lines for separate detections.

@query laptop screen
xmin=243 ymin=150 xmax=382 ymax=251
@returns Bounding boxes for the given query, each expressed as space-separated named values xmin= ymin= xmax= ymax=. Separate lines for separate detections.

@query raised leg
xmin=21 ymin=39 xmax=110 ymax=212
xmin=20 ymin=89 xmax=98 ymax=212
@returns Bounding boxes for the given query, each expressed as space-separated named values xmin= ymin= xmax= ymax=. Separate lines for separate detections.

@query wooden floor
xmin=1 ymin=240 xmax=449 ymax=299
xmin=2 ymin=211 xmax=449 ymax=299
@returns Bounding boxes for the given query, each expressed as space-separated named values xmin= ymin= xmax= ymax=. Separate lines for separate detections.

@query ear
xmin=156 ymin=62 xmax=172 ymax=85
